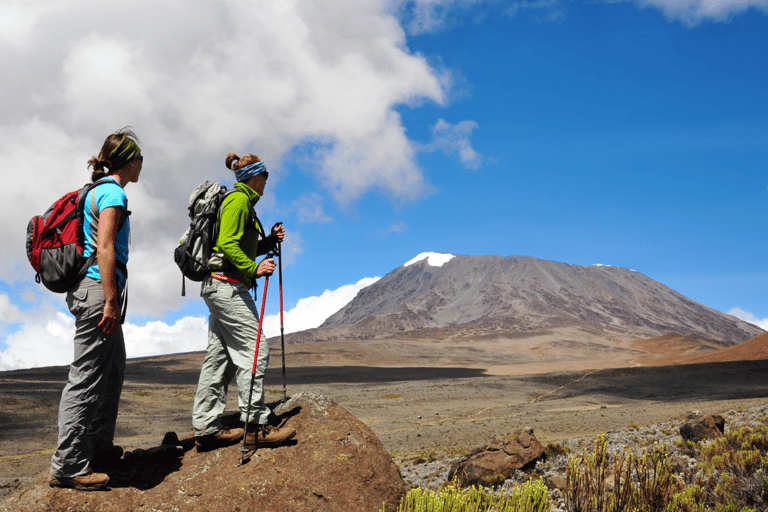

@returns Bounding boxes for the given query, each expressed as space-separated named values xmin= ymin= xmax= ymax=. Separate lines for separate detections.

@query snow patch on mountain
xmin=404 ymin=252 xmax=456 ymax=267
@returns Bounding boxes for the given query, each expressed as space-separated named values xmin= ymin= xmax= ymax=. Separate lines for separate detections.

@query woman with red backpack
xmin=49 ymin=128 xmax=142 ymax=491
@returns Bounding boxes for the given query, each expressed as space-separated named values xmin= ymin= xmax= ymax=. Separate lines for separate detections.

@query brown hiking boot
xmin=49 ymin=472 xmax=109 ymax=491
xmin=195 ymin=427 xmax=244 ymax=452
xmin=244 ymin=424 xmax=296 ymax=451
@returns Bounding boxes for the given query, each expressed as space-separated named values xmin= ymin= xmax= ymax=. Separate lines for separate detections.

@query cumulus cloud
xmin=0 ymin=294 xmax=23 ymax=323
xmin=0 ymin=311 xmax=209 ymax=371
xmin=261 ymin=276 xmax=381 ymax=337
xmin=0 ymin=311 xmax=75 ymax=371
xmin=0 ymin=274 xmax=378 ymax=370
xmin=630 ymin=0 xmax=768 ymax=25
xmin=728 ymin=307 xmax=768 ymax=331
xmin=1 ymin=0 xmax=450 ymax=318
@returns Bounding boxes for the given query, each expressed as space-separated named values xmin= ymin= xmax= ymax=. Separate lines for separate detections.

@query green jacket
xmin=213 ymin=182 xmax=276 ymax=287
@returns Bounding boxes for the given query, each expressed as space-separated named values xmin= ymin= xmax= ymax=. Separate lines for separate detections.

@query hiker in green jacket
xmin=192 ymin=152 xmax=296 ymax=454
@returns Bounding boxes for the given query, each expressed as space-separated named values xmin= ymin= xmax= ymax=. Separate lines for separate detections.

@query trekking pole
xmin=240 ymin=252 xmax=274 ymax=466
xmin=276 ymin=223 xmax=287 ymax=402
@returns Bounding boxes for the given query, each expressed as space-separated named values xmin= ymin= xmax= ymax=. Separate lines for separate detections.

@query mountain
xmin=315 ymin=253 xmax=761 ymax=344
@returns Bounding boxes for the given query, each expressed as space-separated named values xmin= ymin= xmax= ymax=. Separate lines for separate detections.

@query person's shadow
xmin=98 ymin=431 xmax=194 ymax=490
xmin=103 ymin=399 xmax=301 ymax=489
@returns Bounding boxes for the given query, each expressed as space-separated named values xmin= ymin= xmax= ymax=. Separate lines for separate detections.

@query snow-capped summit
xmin=404 ymin=252 xmax=456 ymax=267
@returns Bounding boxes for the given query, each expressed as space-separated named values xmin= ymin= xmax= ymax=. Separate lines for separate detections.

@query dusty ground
xmin=2 ymin=336 xmax=767 ymax=496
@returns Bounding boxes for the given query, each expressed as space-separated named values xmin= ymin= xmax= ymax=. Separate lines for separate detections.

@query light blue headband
xmin=235 ymin=160 xmax=267 ymax=182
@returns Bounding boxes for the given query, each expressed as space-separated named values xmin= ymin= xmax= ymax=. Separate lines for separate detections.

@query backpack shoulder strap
xmin=79 ymin=178 xmax=130 ymax=274
xmin=82 ymin=178 xmax=129 ymax=236
xmin=219 ymin=187 xmax=266 ymax=239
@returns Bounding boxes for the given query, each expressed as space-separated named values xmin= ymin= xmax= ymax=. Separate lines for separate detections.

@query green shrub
xmin=382 ymin=477 xmax=551 ymax=512
xmin=565 ymin=435 xmax=682 ymax=512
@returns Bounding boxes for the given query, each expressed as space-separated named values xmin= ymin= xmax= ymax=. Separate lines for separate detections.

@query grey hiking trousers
xmin=50 ymin=277 xmax=125 ymax=478
xmin=192 ymin=276 xmax=270 ymax=436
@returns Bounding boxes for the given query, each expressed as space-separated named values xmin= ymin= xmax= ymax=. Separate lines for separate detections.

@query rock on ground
xmin=0 ymin=393 xmax=406 ymax=512
xmin=448 ymin=428 xmax=545 ymax=487
xmin=679 ymin=413 xmax=725 ymax=443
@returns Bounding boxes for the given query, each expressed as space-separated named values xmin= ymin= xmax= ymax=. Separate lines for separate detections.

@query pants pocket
xmin=66 ymin=287 xmax=89 ymax=317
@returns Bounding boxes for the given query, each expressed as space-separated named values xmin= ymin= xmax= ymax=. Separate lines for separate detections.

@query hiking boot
xmin=243 ymin=424 xmax=296 ymax=451
xmin=49 ymin=472 xmax=109 ymax=491
xmin=195 ymin=427 xmax=244 ymax=452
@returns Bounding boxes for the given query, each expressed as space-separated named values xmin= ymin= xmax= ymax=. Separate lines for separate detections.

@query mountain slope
xmin=319 ymin=254 xmax=761 ymax=343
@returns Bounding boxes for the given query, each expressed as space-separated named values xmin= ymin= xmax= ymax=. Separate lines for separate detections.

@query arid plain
xmin=2 ymin=330 xmax=767 ymax=497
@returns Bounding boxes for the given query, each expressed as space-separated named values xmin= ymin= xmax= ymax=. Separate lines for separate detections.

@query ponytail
xmin=225 ymin=152 xmax=261 ymax=172
xmin=88 ymin=127 xmax=141 ymax=182
xmin=225 ymin=152 xmax=240 ymax=170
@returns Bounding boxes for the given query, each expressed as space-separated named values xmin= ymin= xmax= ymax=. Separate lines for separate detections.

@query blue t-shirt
xmin=83 ymin=177 xmax=130 ymax=290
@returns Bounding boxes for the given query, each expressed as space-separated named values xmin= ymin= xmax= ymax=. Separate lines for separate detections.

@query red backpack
xmin=26 ymin=178 xmax=128 ymax=293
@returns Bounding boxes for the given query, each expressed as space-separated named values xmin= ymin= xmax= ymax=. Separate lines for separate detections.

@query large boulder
xmin=0 ymin=393 xmax=406 ymax=512
xmin=679 ymin=414 xmax=725 ymax=443
xmin=448 ymin=428 xmax=545 ymax=488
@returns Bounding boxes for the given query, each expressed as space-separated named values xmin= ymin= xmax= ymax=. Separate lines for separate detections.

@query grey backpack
xmin=174 ymin=181 xmax=262 ymax=295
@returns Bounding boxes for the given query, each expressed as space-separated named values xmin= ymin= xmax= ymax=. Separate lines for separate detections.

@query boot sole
xmin=49 ymin=477 xmax=109 ymax=491
xmin=195 ymin=432 xmax=244 ymax=453
xmin=195 ymin=440 xmax=241 ymax=453
xmin=245 ymin=429 xmax=297 ymax=450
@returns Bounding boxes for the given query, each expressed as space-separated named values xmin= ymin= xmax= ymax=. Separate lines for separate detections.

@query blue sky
xmin=1 ymin=0 xmax=766 ymax=370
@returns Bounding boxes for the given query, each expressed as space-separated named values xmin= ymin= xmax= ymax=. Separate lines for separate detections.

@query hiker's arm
xmin=217 ymin=196 xmax=259 ymax=280
xmin=96 ymin=206 xmax=121 ymax=335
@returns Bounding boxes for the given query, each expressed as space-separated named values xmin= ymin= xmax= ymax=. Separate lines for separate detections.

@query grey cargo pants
xmin=192 ymin=276 xmax=270 ymax=436
xmin=50 ymin=277 xmax=125 ymax=478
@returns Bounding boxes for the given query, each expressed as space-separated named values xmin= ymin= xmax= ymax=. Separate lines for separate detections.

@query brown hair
xmin=88 ymin=127 xmax=141 ymax=182
xmin=225 ymin=152 xmax=261 ymax=172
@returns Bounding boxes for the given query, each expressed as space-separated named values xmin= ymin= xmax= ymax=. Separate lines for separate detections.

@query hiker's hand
xmin=98 ymin=301 xmax=120 ymax=335
xmin=256 ymin=258 xmax=276 ymax=277
xmin=271 ymin=223 xmax=285 ymax=241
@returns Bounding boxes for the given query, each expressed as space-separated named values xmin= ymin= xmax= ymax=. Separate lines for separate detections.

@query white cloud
xmin=394 ymin=0 xmax=567 ymax=34
xmin=395 ymin=0 xmax=766 ymax=34
xmin=0 ymin=309 xmax=208 ymax=371
xmin=0 ymin=275 xmax=379 ymax=370
xmin=123 ymin=316 xmax=208 ymax=359
xmin=319 ymin=112 xmax=438 ymax=203
xmin=0 ymin=311 xmax=75 ymax=371
xmin=1 ymin=0 xmax=450 ymax=318
xmin=293 ymin=192 xmax=332 ymax=224
xmin=394 ymin=0 xmax=485 ymax=34
xmin=631 ymin=0 xmax=768 ymax=25
xmin=0 ymin=294 xmax=23 ymax=323
xmin=728 ymin=307 xmax=768 ymax=331
xmin=423 ymin=118 xmax=482 ymax=170
xmin=261 ymin=276 xmax=380 ymax=337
